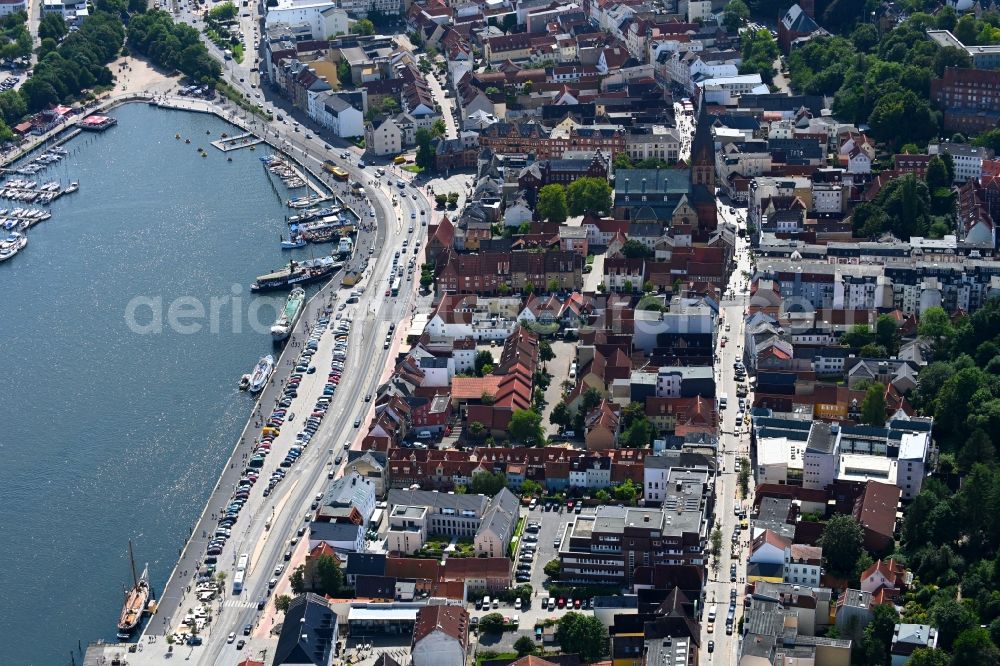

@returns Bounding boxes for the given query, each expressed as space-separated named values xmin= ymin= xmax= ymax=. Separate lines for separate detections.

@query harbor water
xmin=0 ymin=103 xmax=328 ymax=665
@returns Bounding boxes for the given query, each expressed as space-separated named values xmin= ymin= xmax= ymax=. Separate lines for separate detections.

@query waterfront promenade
xmin=79 ymin=82 xmax=429 ymax=663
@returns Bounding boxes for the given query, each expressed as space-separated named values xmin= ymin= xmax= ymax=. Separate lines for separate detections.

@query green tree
xmin=621 ymin=239 xmax=653 ymax=258
xmin=304 ymin=553 xmax=344 ymax=595
xmin=875 ymin=314 xmax=901 ymax=355
xmin=621 ymin=415 xmax=653 ymax=448
xmin=957 ymin=429 xmax=995 ymax=472
xmin=207 ymin=1 xmax=237 ymax=21
xmin=556 ymin=613 xmax=608 ymax=663
xmin=919 ymin=306 xmax=954 ymax=340
xmin=860 ymin=383 xmax=887 ymax=426
xmin=431 ymin=118 xmax=446 ymax=137
xmin=850 ymin=23 xmax=879 ymax=52
xmin=861 ymin=604 xmax=900 ymax=666
xmin=537 ymin=184 xmax=568 ymax=223
xmin=520 ymin=479 xmax=543 ymax=497
xmin=470 ymin=470 xmax=507 ymax=496
xmin=613 ymin=153 xmax=633 ymax=170
xmin=514 ymin=635 xmax=537 ymax=656
xmin=274 ymin=594 xmax=292 ymax=612
xmin=468 ymin=421 xmax=486 ymax=438
xmin=38 ymin=13 xmax=67 ymax=41
xmin=550 ymin=401 xmax=572 ymax=428
xmin=739 ymin=29 xmax=779 ymax=84
xmin=723 ymin=0 xmax=749 ymax=32
xmin=710 ymin=527 xmax=723 ymax=556
xmin=869 ymin=90 xmax=938 ymax=148
xmin=479 ymin=612 xmax=506 ymax=633
xmin=926 ymin=155 xmax=951 ymax=191
xmin=544 ymin=558 xmax=561 ymax=577
xmin=859 ymin=343 xmax=888 ymax=358
xmin=510 ymin=409 xmax=544 ymax=445
xmin=931 ymin=599 xmax=977 ymax=650
xmin=934 ymin=45 xmax=972 ymax=76
xmin=907 ymin=648 xmax=950 ymax=666
xmin=351 ymin=18 xmax=375 ymax=35
xmin=956 ymin=14 xmax=978 ymax=44
xmin=842 ymin=325 xmax=876 ymax=349
xmin=289 ymin=565 xmax=305 ymax=594
xmin=975 ymin=128 xmax=1000 ymax=153
xmin=611 ymin=479 xmax=640 ymax=503
xmin=566 ymin=177 xmax=612 ymax=215
xmin=37 ymin=37 xmax=57 ymax=59
xmin=738 ymin=457 xmax=750 ymax=496
xmin=538 ymin=340 xmax=554 ymax=364
xmin=474 ymin=350 xmax=494 ymax=377
xmin=415 ymin=128 xmax=434 ymax=170
xmin=819 ymin=515 xmax=865 ymax=579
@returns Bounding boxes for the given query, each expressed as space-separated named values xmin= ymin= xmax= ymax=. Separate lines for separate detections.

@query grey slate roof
xmin=388 ymin=488 xmax=490 ymax=515
xmin=273 ymin=593 xmax=337 ymax=665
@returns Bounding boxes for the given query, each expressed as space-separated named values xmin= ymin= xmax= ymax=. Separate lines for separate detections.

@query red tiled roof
xmin=452 ymin=376 xmax=503 ymax=401
xmin=413 ymin=604 xmax=469 ymax=648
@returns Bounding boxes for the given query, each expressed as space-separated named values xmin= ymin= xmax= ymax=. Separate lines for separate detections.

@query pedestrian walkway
xmin=222 ymin=599 xmax=257 ymax=609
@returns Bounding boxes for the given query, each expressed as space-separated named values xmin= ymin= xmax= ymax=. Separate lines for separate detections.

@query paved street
xmin=424 ymin=65 xmax=458 ymax=140
xmin=699 ymin=199 xmax=753 ymax=664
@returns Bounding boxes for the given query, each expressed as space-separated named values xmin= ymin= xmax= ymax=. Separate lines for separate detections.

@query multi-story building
xmin=435 ymin=249 xmax=583 ymax=295
xmin=928 ymin=142 xmax=993 ymax=183
xmin=927 ymin=30 xmax=1000 ymax=69
xmin=557 ymin=503 xmax=708 ymax=586
xmin=754 ymin=415 xmax=933 ymax=501
xmin=317 ymin=472 xmax=377 ymax=524
xmin=625 ymin=125 xmax=681 ymax=163
xmin=930 ymin=67 xmax=1000 ymax=133
xmin=479 ymin=121 xmax=626 ymax=159
xmin=0 ymin=0 xmax=27 ymax=15
xmin=386 ymin=488 xmax=520 ymax=557
xmin=365 ymin=115 xmax=405 ymax=156
xmin=412 ymin=605 xmax=469 ymax=666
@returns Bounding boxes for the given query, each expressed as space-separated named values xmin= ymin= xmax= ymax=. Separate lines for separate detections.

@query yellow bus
xmin=323 ymin=161 xmax=349 ymax=181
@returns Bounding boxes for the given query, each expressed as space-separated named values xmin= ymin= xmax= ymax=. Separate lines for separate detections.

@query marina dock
xmin=211 ymin=132 xmax=264 ymax=152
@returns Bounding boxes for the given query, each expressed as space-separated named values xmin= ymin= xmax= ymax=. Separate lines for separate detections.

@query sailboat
xmin=117 ymin=540 xmax=151 ymax=639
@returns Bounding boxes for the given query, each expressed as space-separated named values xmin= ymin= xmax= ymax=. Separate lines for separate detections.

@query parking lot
xmin=466 ymin=503 xmax=598 ymax=654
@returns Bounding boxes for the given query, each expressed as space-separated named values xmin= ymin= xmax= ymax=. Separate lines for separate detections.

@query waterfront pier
xmin=210 ymin=132 xmax=263 ymax=152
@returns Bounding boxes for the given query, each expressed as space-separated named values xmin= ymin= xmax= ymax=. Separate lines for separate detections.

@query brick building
xmin=930 ymin=67 xmax=1000 ymax=133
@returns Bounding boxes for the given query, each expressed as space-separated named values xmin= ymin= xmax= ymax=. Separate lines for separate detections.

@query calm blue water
xmin=0 ymin=103 xmax=323 ymax=665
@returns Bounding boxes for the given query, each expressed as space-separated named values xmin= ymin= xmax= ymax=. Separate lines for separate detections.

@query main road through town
xmin=700 ymin=201 xmax=754 ymax=664
xmin=103 ymin=14 xmax=433 ymax=666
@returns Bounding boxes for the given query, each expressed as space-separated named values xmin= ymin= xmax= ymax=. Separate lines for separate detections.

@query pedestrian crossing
xmin=222 ymin=599 xmax=257 ymax=609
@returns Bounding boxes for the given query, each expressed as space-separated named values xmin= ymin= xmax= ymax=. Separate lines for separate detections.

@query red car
xmin=574 ymin=599 xmax=581 ymax=609
xmin=557 ymin=598 xmax=566 ymax=608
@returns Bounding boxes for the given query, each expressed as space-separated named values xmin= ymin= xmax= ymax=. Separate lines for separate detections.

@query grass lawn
xmin=476 ymin=652 xmax=517 ymax=666
xmin=402 ymin=164 xmax=423 ymax=174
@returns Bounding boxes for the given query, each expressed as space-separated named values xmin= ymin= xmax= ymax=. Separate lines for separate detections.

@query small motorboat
xmin=238 ymin=374 xmax=251 ymax=391
xmin=280 ymin=235 xmax=307 ymax=250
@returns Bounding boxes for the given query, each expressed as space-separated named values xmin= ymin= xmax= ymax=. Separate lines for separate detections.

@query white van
xmin=708 ymin=604 xmax=717 ymax=622
xmin=416 ymin=430 xmax=432 ymax=440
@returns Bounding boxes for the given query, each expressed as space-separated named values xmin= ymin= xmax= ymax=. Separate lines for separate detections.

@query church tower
xmin=688 ymin=98 xmax=718 ymax=237
xmin=690 ymin=100 xmax=716 ymax=189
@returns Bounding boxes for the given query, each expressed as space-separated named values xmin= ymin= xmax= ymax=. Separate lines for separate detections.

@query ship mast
xmin=128 ymin=540 xmax=138 ymax=589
